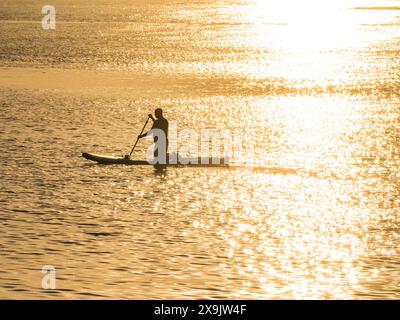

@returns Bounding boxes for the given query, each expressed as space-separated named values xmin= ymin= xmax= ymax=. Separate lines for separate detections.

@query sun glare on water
xmin=243 ymin=0 xmax=363 ymax=51
xmin=225 ymin=0 xmax=362 ymax=101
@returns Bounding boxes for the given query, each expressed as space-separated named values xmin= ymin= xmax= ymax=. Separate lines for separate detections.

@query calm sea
xmin=0 ymin=0 xmax=399 ymax=299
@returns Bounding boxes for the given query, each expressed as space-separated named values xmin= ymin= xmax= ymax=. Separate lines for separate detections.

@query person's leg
xmin=152 ymin=135 xmax=167 ymax=165
xmin=166 ymin=139 xmax=169 ymax=163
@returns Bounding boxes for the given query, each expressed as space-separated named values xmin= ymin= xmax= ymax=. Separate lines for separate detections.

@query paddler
xmin=138 ymin=108 xmax=169 ymax=164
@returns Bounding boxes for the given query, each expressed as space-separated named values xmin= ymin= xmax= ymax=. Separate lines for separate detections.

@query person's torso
xmin=152 ymin=117 xmax=169 ymax=138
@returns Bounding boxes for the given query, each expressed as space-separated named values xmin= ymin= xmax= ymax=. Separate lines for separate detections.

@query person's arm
xmin=138 ymin=115 xmax=155 ymax=139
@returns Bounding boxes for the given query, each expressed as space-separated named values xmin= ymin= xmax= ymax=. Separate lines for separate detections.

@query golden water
xmin=0 ymin=0 xmax=399 ymax=299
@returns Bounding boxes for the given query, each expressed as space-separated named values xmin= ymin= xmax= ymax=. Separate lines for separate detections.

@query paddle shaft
xmin=130 ymin=116 xmax=151 ymax=157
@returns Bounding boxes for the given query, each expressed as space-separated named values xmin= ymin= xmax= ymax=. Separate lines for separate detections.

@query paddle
xmin=129 ymin=116 xmax=151 ymax=158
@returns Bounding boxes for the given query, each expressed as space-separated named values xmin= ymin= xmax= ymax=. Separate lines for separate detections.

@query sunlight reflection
xmin=191 ymin=170 xmax=375 ymax=299
xmin=243 ymin=0 xmax=360 ymax=47
xmin=233 ymin=0 xmax=365 ymax=83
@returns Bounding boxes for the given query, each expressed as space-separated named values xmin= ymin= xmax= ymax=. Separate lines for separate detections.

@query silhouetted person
xmin=138 ymin=108 xmax=169 ymax=165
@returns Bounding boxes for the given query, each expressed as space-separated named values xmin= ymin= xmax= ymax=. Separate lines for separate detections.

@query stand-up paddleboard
xmin=82 ymin=153 xmax=229 ymax=167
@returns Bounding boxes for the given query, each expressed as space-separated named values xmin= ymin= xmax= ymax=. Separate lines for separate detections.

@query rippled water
xmin=0 ymin=0 xmax=399 ymax=299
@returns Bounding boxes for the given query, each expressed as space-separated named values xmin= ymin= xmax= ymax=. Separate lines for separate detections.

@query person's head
xmin=155 ymin=108 xmax=163 ymax=119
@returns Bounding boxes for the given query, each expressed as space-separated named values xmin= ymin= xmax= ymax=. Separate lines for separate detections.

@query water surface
xmin=0 ymin=0 xmax=399 ymax=299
